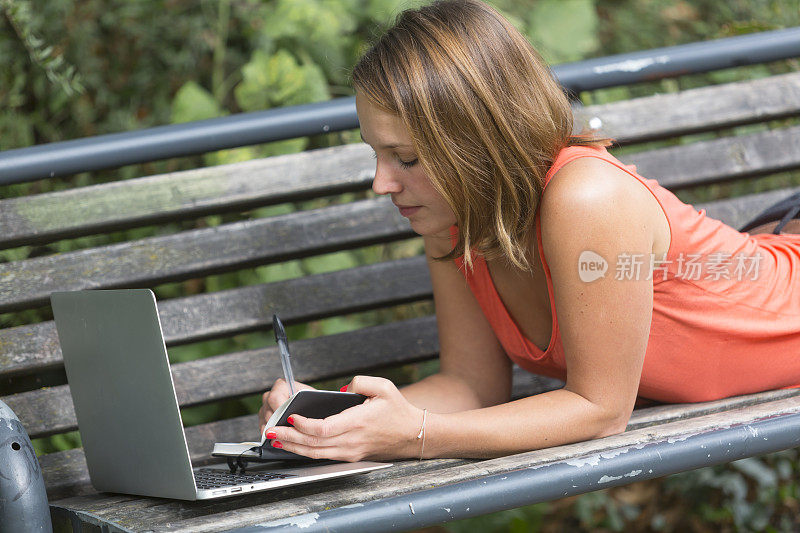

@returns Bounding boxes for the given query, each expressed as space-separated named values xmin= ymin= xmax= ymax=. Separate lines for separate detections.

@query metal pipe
xmin=0 ymin=96 xmax=358 ymax=185
xmin=1 ymin=27 xmax=799 ymax=185
xmin=556 ymin=26 xmax=800 ymax=93
xmin=225 ymin=410 xmax=800 ymax=532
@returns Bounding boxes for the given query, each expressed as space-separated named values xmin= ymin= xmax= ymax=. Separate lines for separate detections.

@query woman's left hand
xmin=262 ymin=375 xmax=425 ymax=462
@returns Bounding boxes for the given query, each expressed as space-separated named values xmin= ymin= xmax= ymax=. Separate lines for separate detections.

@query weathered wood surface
xmin=0 ymin=143 xmax=375 ymax=249
xmin=41 ymin=367 xmax=563 ymax=501
xmin=45 ymin=393 xmax=800 ymax=532
xmin=39 ymin=387 xmax=800 ymax=503
xmin=2 ymin=173 xmax=793 ymax=316
xmin=698 ymin=184 xmax=800 ymax=231
xmin=3 ymin=73 xmax=799 ymax=250
xmin=626 ymin=124 xmax=800 ymax=190
xmin=5 ymin=317 xmax=440 ymax=439
xmin=573 ymin=71 xmax=800 ymax=143
xmin=1 ymin=65 xmax=798 ymax=532
xmin=0 ymin=256 xmax=431 ymax=379
xmin=0 ymin=197 xmax=415 ymax=314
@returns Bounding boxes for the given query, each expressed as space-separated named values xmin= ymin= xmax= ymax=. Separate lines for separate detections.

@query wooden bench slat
xmin=7 ymin=317 xmax=440 ymax=438
xmin=3 ymin=73 xmax=798 ymax=250
xmin=43 ymin=415 xmax=472 ymax=502
xmin=41 ymin=416 xmax=258 ymax=500
xmin=698 ymin=184 xmax=800 ymax=231
xmin=4 ymin=178 xmax=790 ymax=316
xmin=0 ymin=197 xmax=414 ymax=314
xmin=627 ymin=124 xmax=800 ymax=189
xmin=49 ymin=454 xmax=470 ymax=529
xmin=0 ymin=256 xmax=431 ymax=379
xmin=3 ymin=60 xmax=797 ymax=530
xmin=627 ymin=387 xmax=800 ymax=430
xmin=46 ymin=394 xmax=800 ymax=532
xmin=0 ymin=143 xmax=375 ymax=250
xmin=574 ymin=71 xmax=800 ymax=143
xmin=40 ymin=386 xmax=800 ymax=505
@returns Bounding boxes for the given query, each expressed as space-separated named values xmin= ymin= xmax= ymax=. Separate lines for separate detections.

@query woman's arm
xmin=265 ymin=158 xmax=657 ymax=460
xmin=397 ymin=232 xmax=513 ymax=413
xmin=420 ymin=157 xmax=656 ymax=457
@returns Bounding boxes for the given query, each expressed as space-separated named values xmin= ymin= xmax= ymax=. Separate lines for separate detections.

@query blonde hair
xmin=351 ymin=0 xmax=611 ymax=272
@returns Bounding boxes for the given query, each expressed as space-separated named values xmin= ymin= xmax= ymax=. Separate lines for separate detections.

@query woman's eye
xmin=371 ymin=151 xmax=416 ymax=169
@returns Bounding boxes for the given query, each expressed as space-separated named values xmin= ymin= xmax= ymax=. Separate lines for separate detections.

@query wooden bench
xmin=2 ymin=66 xmax=800 ymax=531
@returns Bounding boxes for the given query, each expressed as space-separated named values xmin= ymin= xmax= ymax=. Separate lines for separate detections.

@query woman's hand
xmin=262 ymin=376 xmax=425 ymax=462
xmin=258 ymin=378 xmax=316 ymax=436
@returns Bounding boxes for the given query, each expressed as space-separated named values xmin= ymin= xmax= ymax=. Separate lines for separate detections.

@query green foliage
xmin=527 ymin=0 xmax=600 ymax=64
xmin=235 ymin=48 xmax=329 ymax=109
xmin=172 ymin=81 xmax=225 ymax=124
xmin=3 ymin=0 xmax=800 ymax=530
xmin=0 ymin=0 xmax=84 ymax=97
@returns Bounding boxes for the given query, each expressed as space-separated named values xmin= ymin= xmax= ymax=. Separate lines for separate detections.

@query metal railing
xmin=1 ymin=26 xmax=799 ymax=186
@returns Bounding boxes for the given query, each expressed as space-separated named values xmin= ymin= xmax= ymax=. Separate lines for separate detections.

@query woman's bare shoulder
xmin=541 ymin=156 xmax=664 ymax=241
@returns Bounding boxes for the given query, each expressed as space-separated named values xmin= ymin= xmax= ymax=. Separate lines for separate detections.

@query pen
xmin=272 ymin=314 xmax=296 ymax=397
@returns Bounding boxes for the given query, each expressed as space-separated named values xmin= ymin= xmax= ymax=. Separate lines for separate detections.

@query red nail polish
xmin=287 ymin=416 xmax=294 ymax=425
xmin=265 ymin=431 xmax=277 ymax=439
xmin=340 ymin=385 xmax=348 ymax=392
xmin=271 ymin=441 xmax=283 ymax=449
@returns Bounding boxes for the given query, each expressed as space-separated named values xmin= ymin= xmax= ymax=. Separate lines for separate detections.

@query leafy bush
xmin=2 ymin=0 xmax=799 ymax=530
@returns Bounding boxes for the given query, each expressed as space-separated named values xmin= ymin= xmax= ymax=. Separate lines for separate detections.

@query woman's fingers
xmin=259 ymin=379 xmax=289 ymax=433
xmin=259 ymin=379 xmax=318 ymax=433
xmin=267 ymin=378 xmax=292 ymax=410
xmin=286 ymin=410 xmax=355 ymax=439
xmin=260 ymin=376 xmax=410 ymax=461
xmin=344 ymin=375 xmax=394 ymax=397
xmin=258 ymin=404 xmax=273 ymax=435
xmin=269 ymin=438 xmax=356 ymax=462
xmin=265 ymin=422 xmax=365 ymax=462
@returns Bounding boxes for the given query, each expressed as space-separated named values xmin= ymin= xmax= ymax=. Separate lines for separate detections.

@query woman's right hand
xmin=258 ymin=378 xmax=316 ymax=435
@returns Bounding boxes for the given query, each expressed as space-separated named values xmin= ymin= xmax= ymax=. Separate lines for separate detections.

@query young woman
xmin=259 ymin=0 xmax=800 ymax=461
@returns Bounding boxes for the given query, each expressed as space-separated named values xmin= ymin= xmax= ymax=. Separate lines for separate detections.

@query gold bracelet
xmin=416 ymin=408 xmax=428 ymax=461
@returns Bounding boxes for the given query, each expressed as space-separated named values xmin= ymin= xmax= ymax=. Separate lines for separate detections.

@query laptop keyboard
xmin=194 ymin=468 xmax=297 ymax=489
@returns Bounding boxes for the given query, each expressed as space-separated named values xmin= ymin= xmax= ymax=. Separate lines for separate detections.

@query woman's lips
xmin=396 ymin=205 xmax=421 ymax=217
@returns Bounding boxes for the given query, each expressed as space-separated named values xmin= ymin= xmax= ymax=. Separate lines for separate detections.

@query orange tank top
xmin=455 ymin=145 xmax=800 ymax=403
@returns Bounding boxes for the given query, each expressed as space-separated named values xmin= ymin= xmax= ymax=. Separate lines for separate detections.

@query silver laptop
xmin=50 ymin=289 xmax=390 ymax=500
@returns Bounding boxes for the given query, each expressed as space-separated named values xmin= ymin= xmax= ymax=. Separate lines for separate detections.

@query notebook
xmin=213 ymin=389 xmax=366 ymax=460
xmin=50 ymin=289 xmax=391 ymax=500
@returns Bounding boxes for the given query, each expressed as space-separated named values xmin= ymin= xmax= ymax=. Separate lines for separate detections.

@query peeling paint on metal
xmin=592 ymin=55 xmax=670 ymax=74
xmin=255 ymin=513 xmax=320 ymax=529
xmin=567 ymin=454 xmax=601 ymax=468
xmin=340 ymin=503 xmax=364 ymax=509
xmin=598 ymin=469 xmax=641 ymax=484
xmin=566 ymin=444 xmax=642 ymax=468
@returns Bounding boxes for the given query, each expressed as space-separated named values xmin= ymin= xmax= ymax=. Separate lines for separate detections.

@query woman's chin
xmin=408 ymin=219 xmax=454 ymax=238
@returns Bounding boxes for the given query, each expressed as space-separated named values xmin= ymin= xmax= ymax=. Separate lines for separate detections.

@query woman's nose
xmin=371 ymin=162 xmax=403 ymax=196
